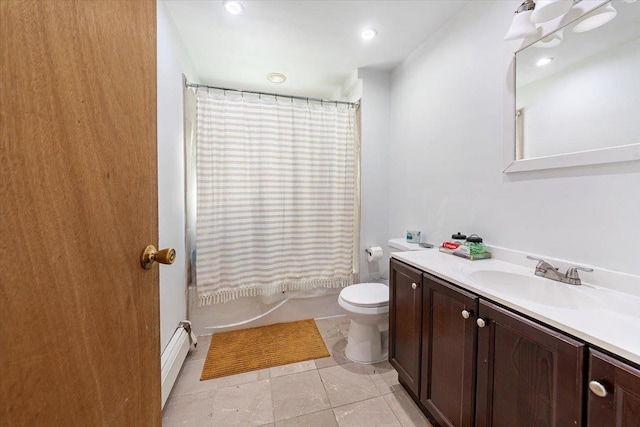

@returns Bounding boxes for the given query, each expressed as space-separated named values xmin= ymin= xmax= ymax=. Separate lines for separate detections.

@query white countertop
xmin=392 ymin=249 xmax=640 ymax=366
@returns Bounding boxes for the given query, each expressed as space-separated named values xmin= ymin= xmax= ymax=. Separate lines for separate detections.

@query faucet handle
xmin=566 ymin=265 xmax=593 ymax=276
xmin=565 ymin=265 xmax=594 ymax=285
xmin=527 ymin=255 xmax=554 ymax=270
xmin=567 ymin=265 xmax=593 ymax=273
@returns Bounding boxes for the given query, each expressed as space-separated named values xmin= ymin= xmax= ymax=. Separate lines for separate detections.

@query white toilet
xmin=338 ymin=238 xmax=429 ymax=364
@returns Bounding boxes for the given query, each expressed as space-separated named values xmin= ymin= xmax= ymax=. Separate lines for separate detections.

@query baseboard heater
xmin=160 ymin=322 xmax=194 ymax=408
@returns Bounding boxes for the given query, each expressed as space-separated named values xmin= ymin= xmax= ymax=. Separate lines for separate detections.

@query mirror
xmin=508 ymin=1 xmax=640 ymax=172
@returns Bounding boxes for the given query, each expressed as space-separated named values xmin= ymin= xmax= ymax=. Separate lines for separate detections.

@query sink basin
xmin=467 ymin=270 xmax=602 ymax=310
xmin=591 ymin=289 xmax=640 ymax=319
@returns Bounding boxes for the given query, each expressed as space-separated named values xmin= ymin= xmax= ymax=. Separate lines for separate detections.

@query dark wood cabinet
xmin=475 ymin=300 xmax=585 ymax=427
xmin=420 ymin=273 xmax=478 ymax=427
xmin=389 ymin=258 xmax=424 ymax=397
xmin=389 ymin=258 xmax=639 ymax=427
xmin=587 ymin=349 xmax=640 ymax=427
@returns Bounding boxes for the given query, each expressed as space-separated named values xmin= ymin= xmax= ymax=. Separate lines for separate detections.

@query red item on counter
xmin=442 ymin=241 xmax=460 ymax=250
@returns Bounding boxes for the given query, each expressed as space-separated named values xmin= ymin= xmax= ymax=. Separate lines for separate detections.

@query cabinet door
xmin=420 ymin=274 xmax=478 ymax=427
xmin=587 ymin=349 xmax=640 ymax=427
xmin=475 ymin=301 xmax=584 ymax=427
xmin=389 ymin=258 xmax=423 ymax=397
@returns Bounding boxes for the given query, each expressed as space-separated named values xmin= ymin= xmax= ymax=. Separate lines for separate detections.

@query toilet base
xmin=344 ymin=321 xmax=388 ymax=364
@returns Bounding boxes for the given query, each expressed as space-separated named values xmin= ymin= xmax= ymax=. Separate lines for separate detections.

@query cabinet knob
xmin=411 ymin=282 xmax=417 ymax=290
xmin=461 ymin=309 xmax=471 ymax=319
xmin=476 ymin=318 xmax=486 ymax=328
xmin=588 ymin=381 xmax=608 ymax=398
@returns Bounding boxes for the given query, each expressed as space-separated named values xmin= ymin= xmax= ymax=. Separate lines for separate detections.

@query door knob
xmin=461 ymin=309 xmax=471 ymax=319
xmin=411 ymin=282 xmax=418 ymax=290
xmin=476 ymin=318 xmax=486 ymax=328
xmin=140 ymin=245 xmax=176 ymax=269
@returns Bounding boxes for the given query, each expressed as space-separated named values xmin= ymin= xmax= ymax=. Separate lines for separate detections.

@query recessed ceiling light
xmin=223 ymin=0 xmax=244 ymax=15
xmin=361 ymin=28 xmax=377 ymax=41
xmin=267 ymin=73 xmax=286 ymax=84
xmin=536 ymin=57 xmax=554 ymax=67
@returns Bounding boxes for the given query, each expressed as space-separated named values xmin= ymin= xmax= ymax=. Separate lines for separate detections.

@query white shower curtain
xmin=195 ymin=90 xmax=360 ymax=305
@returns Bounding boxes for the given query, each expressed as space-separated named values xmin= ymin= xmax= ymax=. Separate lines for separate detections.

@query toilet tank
xmin=387 ymin=238 xmax=429 ymax=252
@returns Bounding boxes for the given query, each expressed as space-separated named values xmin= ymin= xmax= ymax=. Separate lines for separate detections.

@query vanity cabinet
xmin=587 ymin=349 xmax=640 ymax=427
xmin=420 ymin=273 xmax=478 ymax=427
xmin=389 ymin=258 xmax=423 ymax=397
xmin=475 ymin=300 xmax=584 ymax=427
xmin=389 ymin=258 xmax=629 ymax=427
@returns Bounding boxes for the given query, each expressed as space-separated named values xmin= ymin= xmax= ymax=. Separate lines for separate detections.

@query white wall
xmin=389 ymin=1 xmax=640 ymax=276
xmin=518 ymin=39 xmax=640 ymax=158
xmin=157 ymin=0 xmax=199 ymax=352
xmin=357 ymin=68 xmax=392 ymax=282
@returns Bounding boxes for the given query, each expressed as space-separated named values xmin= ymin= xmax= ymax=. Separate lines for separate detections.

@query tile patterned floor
xmin=163 ymin=316 xmax=433 ymax=427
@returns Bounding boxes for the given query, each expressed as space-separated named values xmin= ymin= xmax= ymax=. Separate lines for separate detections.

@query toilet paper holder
xmin=365 ymin=246 xmax=383 ymax=262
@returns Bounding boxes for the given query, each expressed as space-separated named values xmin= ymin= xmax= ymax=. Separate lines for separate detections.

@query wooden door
xmin=389 ymin=258 xmax=423 ymax=397
xmin=475 ymin=301 xmax=584 ymax=427
xmin=420 ymin=274 xmax=478 ymax=427
xmin=0 ymin=1 xmax=160 ymax=425
xmin=587 ymin=349 xmax=640 ymax=427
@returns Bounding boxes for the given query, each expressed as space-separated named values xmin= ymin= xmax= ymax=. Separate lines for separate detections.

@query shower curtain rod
xmin=185 ymin=82 xmax=359 ymax=108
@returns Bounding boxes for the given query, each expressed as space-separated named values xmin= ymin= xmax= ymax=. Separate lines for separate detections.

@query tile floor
xmin=163 ymin=315 xmax=433 ymax=426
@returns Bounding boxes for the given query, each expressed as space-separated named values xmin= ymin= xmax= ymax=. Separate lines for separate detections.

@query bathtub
xmin=188 ymin=286 xmax=344 ymax=336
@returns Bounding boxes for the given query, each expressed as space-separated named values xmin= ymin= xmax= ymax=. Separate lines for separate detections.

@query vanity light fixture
xmin=533 ymin=28 xmax=564 ymax=48
xmin=536 ymin=57 xmax=554 ymax=66
xmin=223 ymin=0 xmax=244 ymax=15
xmin=266 ymin=73 xmax=286 ymax=84
xmin=360 ymin=28 xmax=377 ymax=41
xmin=530 ymin=0 xmax=574 ymax=24
xmin=506 ymin=0 xmax=620 ymax=41
xmin=572 ymin=2 xmax=617 ymax=33
xmin=504 ymin=0 xmax=538 ymax=40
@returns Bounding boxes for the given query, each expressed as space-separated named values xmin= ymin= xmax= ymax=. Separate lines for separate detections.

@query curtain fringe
xmin=198 ymin=276 xmax=353 ymax=306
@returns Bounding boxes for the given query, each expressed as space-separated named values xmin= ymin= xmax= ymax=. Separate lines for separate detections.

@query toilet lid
xmin=340 ymin=283 xmax=389 ymax=307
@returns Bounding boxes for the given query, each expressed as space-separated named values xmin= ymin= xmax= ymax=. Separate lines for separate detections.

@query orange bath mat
xmin=200 ymin=319 xmax=330 ymax=381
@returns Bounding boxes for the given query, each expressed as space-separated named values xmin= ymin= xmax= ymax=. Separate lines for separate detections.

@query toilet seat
xmin=339 ymin=283 xmax=389 ymax=308
xmin=338 ymin=297 xmax=389 ymax=316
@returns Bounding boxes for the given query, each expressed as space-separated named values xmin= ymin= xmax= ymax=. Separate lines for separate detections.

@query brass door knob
xmin=140 ymin=245 xmax=176 ymax=269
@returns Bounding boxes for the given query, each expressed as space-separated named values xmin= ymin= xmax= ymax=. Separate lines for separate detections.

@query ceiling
xmin=164 ymin=0 xmax=468 ymax=99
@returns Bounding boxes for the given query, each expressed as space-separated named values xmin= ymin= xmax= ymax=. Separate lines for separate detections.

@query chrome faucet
xmin=527 ymin=256 xmax=593 ymax=286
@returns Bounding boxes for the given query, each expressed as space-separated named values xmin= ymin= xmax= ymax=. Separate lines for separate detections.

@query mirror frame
xmin=502 ymin=0 xmax=640 ymax=173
